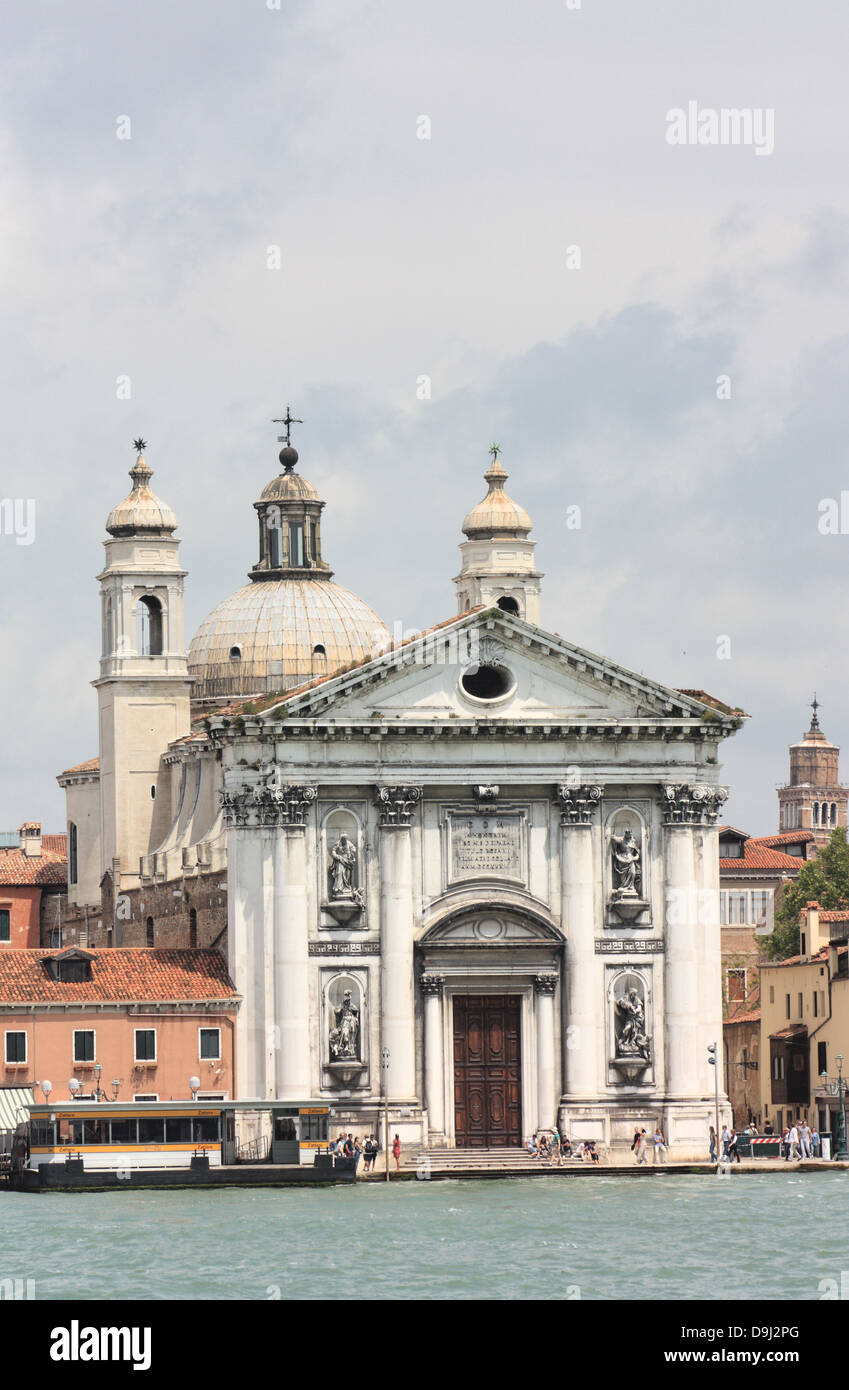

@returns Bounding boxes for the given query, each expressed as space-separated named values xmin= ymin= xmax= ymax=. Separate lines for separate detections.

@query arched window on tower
xmin=269 ymin=526 xmax=283 ymax=568
xmin=136 ymin=596 xmax=163 ymax=656
xmin=813 ymin=802 xmax=820 ymax=826
xmin=496 ymin=595 xmax=520 ymax=615
xmin=68 ymin=822 xmax=78 ymax=886
xmin=312 ymin=643 xmax=327 ymax=676
xmin=832 ymin=803 xmax=838 ymax=826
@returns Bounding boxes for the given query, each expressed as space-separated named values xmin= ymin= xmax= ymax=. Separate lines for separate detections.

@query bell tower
xmin=94 ymin=440 xmax=192 ymax=891
xmin=777 ymin=698 xmax=849 ymax=845
xmin=454 ymin=446 xmax=542 ymax=623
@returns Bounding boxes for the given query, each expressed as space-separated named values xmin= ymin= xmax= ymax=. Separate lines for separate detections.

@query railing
xmin=235 ymin=1136 xmax=269 ymax=1163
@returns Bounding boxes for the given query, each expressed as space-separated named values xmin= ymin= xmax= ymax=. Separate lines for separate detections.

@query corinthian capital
xmin=662 ymin=783 xmax=728 ymax=827
xmin=374 ymin=785 xmax=423 ymax=827
xmin=556 ymin=783 xmax=602 ymax=826
xmin=220 ymin=783 xmax=316 ymax=829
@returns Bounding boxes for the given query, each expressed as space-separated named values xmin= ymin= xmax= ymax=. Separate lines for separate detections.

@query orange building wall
xmin=1 ymin=1008 xmax=236 ymax=1101
xmin=0 ymin=888 xmax=43 ymax=949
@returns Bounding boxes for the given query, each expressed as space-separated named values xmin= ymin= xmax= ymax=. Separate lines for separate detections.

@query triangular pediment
xmin=253 ymin=609 xmax=743 ymax=736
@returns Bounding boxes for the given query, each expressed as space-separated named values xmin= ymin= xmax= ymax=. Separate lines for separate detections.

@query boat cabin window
xmin=274 ymin=1117 xmax=297 ymax=1142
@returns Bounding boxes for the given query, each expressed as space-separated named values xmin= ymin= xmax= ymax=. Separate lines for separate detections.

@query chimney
xmin=19 ymin=822 xmax=42 ymax=857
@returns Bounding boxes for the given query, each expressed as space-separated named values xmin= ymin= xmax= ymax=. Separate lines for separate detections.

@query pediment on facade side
xmin=256 ymin=609 xmax=742 ymax=733
xmin=420 ymin=908 xmax=563 ymax=946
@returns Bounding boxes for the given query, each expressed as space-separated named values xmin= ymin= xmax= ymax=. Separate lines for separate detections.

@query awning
xmin=769 ymin=1026 xmax=808 ymax=1041
xmin=0 ymin=1086 xmax=33 ymax=1130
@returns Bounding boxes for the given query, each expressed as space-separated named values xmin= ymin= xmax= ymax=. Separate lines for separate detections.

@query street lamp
xmin=189 ymin=1075 xmax=201 ymax=1100
xmin=111 ymin=1078 xmax=122 ymax=1101
xmin=707 ymin=1042 xmax=720 ymax=1160
xmin=836 ymin=1055 xmax=848 ymax=1161
xmin=40 ymin=1080 xmax=53 ymax=1102
xmin=68 ymin=1078 xmax=81 ymax=1100
xmin=93 ymin=1062 xmax=103 ymax=1102
xmin=381 ymin=1046 xmax=390 ymax=1182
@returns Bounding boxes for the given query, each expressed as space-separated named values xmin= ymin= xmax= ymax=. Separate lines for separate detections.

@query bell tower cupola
xmin=250 ymin=407 xmax=332 ymax=582
xmin=454 ymin=445 xmax=542 ymax=623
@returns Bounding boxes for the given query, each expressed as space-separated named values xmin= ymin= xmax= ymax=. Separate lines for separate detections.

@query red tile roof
xmin=0 ymin=839 xmax=68 ymax=887
xmin=754 ymin=832 xmax=816 ymax=848
xmin=58 ymin=757 xmax=99 ymax=777
xmin=725 ymin=1007 xmax=761 ymax=1025
xmin=720 ymin=843 xmax=803 ymax=871
xmin=0 ymin=949 xmax=238 ymax=1003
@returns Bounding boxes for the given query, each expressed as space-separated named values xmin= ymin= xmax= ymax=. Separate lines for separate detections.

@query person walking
xmin=653 ymin=1127 xmax=667 ymax=1165
xmin=727 ymin=1130 xmax=741 ymax=1164
xmin=635 ymin=1129 xmax=648 ymax=1165
xmin=709 ymin=1125 xmax=717 ymax=1163
xmin=630 ymin=1127 xmax=641 ymax=1157
xmin=800 ymin=1121 xmax=812 ymax=1158
xmin=392 ymin=1133 xmax=401 ymax=1173
xmin=788 ymin=1123 xmax=801 ymax=1161
xmin=549 ymin=1127 xmax=561 ymax=1165
xmin=721 ymin=1124 xmax=731 ymax=1160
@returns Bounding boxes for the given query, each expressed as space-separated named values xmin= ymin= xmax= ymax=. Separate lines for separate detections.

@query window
xmin=58 ymin=958 xmax=91 ymax=982
xmin=199 ymin=1028 xmax=221 ymax=1060
xmin=299 ymin=1113 xmax=328 ymax=1142
xmin=832 ymin=803 xmax=838 ymax=825
xmin=165 ymin=1117 xmax=192 ymax=1143
xmin=73 ymin=1030 xmax=95 ymax=1062
xmin=309 ymin=520 xmax=317 ymax=560
xmin=270 ymin=527 xmax=282 ymax=568
xmin=785 ymin=994 xmax=791 ymax=1020
xmin=229 ymin=645 xmax=242 ymax=662
xmin=769 ymin=986 xmax=775 ymax=1004
xmin=136 ymin=595 xmax=163 ymax=656
xmin=751 ymin=890 xmax=770 ymax=923
xmin=798 ymin=993 xmax=804 ymax=1018
xmin=773 ymin=1055 xmax=785 ymax=1081
xmin=813 ymin=802 xmax=820 ymax=827
xmin=813 ymin=991 xmax=818 ymax=1018
xmin=68 ymin=822 xmax=78 ymax=885
xmin=193 ymin=1116 xmax=221 ymax=1142
xmin=288 ymin=522 xmax=304 ymax=566
xmin=496 ymin=595 xmax=520 ymax=614
xmin=134 ymin=1029 xmax=156 ymax=1062
xmin=818 ymin=1041 xmax=828 ymax=1075
xmin=0 ymin=909 xmax=9 ymax=943
xmin=726 ymin=968 xmax=746 ymax=1003
xmin=133 ymin=1094 xmax=158 ymax=1102
xmin=729 ymin=892 xmax=747 ymax=924
xmin=5 ymin=1031 xmax=26 ymax=1063
xmin=137 ymin=1117 xmax=165 ymax=1144
xmin=146 ymin=917 xmax=154 ymax=948
xmin=109 ymin=1119 xmax=135 ymax=1143
xmin=820 ymin=990 xmax=826 ymax=1016
xmin=792 ymin=1053 xmax=805 ymax=1071
xmin=719 ymin=891 xmax=727 ymax=924
xmin=801 ymin=933 xmax=807 ymax=956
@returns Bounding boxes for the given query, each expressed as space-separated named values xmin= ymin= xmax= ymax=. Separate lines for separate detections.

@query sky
xmin=2 ymin=0 xmax=849 ymax=834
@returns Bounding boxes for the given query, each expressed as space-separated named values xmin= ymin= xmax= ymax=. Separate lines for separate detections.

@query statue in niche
xmin=615 ymin=987 xmax=651 ymax=1062
xmin=329 ymin=989 xmax=361 ymax=1061
xmin=328 ymin=834 xmax=360 ymax=901
xmin=611 ymin=827 xmax=642 ymax=897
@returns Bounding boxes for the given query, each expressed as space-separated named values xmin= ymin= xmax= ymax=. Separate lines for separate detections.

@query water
xmin=3 ymin=1173 xmax=848 ymax=1300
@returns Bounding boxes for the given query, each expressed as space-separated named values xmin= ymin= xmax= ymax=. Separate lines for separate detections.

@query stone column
xmin=534 ymin=974 xmax=558 ymax=1129
xmin=421 ymin=974 xmax=445 ymax=1137
xmin=225 ymin=824 xmax=265 ymax=1099
xmin=273 ymin=823 xmax=311 ymax=1100
xmin=558 ymin=784 xmax=602 ymax=1101
xmin=662 ymin=784 xmax=727 ymax=1097
xmin=375 ymin=786 xmax=422 ymax=1102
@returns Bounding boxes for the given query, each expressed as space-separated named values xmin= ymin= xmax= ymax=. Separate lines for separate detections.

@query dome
xmin=188 ymin=579 xmax=391 ymax=700
xmin=461 ymin=458 xmax=532 ymax=537
xmin=260 ymin=472 xmax=320 ymax=504
xmin=106 ymin=454 xmax=178 ymax=536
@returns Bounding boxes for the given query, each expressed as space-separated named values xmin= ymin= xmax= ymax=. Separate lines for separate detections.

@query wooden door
xmin=453 ymin=995 xmax=522 ymax=1147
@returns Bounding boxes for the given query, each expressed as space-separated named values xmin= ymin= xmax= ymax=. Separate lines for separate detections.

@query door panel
xmin=454 ymin=995 xmax=522 ymax=1147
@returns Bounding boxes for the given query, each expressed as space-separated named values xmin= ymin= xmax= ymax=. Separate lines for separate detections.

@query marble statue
xmin=615 ymin=987 xmax=651 ymax=1061
xmin=329 ymin=989 xmax=361 ymax=1061
xmin=329 ymin=834 xmax=357 ymax=899
xmin=611 ymin=827 xmax=642 ymax=896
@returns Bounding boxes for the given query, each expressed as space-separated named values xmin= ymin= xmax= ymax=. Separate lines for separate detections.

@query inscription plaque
xmin=449 ymin=812 xmax=525 ymax=884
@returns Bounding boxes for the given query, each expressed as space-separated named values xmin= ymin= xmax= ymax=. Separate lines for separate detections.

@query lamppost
xmin=707 ymin=1042 xmax=720 ymax=1159
xmin=381 ymin=1046 xmax=390 ymax=1182
xmin=189 ymin=1075 xmax=201 ymax=1101
xmin=111 ymin=1078 xmax=122 ymax=1102
xmin=93 ymin=1062 xmax=104 ymax=1102
xmin=818 ymin=1057 xmax=848 ymax=1160
xmin=68 ymin=1078 xmax=81 ymax=1101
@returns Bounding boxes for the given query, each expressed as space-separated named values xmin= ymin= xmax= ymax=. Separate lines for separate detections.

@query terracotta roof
xmin=58 ymin=757 xmax=99 ymax=778
xmin=718 ymin=825 xmax=751 ymax=838
xmin=720 ymin=843 xmax=803 ymax=871
xmin=817 ymin=909 xmax=849 ymax=923
xmin=725 ymin=1007 xmax=761 ymax=1025
xmin=770 ymin=1025 xmax=808 ymax=1040
xmin=0 ymin=841 xmax=67 ymax=887
xmin=754 ymin=832 xmax=816 ymax=848
xmin=0 ymin=949 xmax=238 ymax=1003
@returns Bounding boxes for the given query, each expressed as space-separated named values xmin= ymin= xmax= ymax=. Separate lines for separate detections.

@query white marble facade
xmin=211 ymin=608 xmax=737 ymax=1158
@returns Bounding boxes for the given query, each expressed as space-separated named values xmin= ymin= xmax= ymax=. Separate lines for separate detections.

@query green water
xmin=3 ymin=1172 xmax=847 ymax=1300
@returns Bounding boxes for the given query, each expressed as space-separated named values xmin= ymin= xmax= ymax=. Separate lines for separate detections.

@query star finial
xmin=272 ymin=405 xmax=303 ymax=448
xmin=132 ymin=437 xmax=147 ymax=454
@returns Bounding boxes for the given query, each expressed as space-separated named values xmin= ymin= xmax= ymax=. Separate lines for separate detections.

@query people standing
xmin=653 ymin=1127 xmax=667 ymax=1164
xmin=392 ymin=1133 xmax=401 ymax=1173
xmin=635 ymin=1129 xmax=648 ymax=1165
xmin=800 ymin=1121 xmax=812 ymax=1158
xmin=549 ymin=1127 xmax=561 ymax=1165
xmin=709 ymin=1125 xmax=717 ymax=1163
xmin=720 ymin=1124 xmax=731 ymax=1160
xmin=811 ymin=1126 xmax=821 ymax=1158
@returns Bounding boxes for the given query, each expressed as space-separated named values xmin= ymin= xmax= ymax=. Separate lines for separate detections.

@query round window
xmin=459 ymin=663 xmax=515 ymax=701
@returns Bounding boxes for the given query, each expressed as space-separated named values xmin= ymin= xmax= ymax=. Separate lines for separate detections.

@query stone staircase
xmin=402 ymin=1146 xmax=585 ymax=1173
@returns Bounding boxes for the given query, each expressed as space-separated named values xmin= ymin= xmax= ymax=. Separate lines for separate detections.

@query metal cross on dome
xmin=811 ymin=693 xmax=821 ymax=729
xmin=272 ymin=405 xmax=303 ymax=447
xmin=489 ymin=442 xmax=501 ymax=462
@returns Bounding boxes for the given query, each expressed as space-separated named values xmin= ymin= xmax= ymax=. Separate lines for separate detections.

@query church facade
xmin=61 ymin=430 xmax=742 ymax=1155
